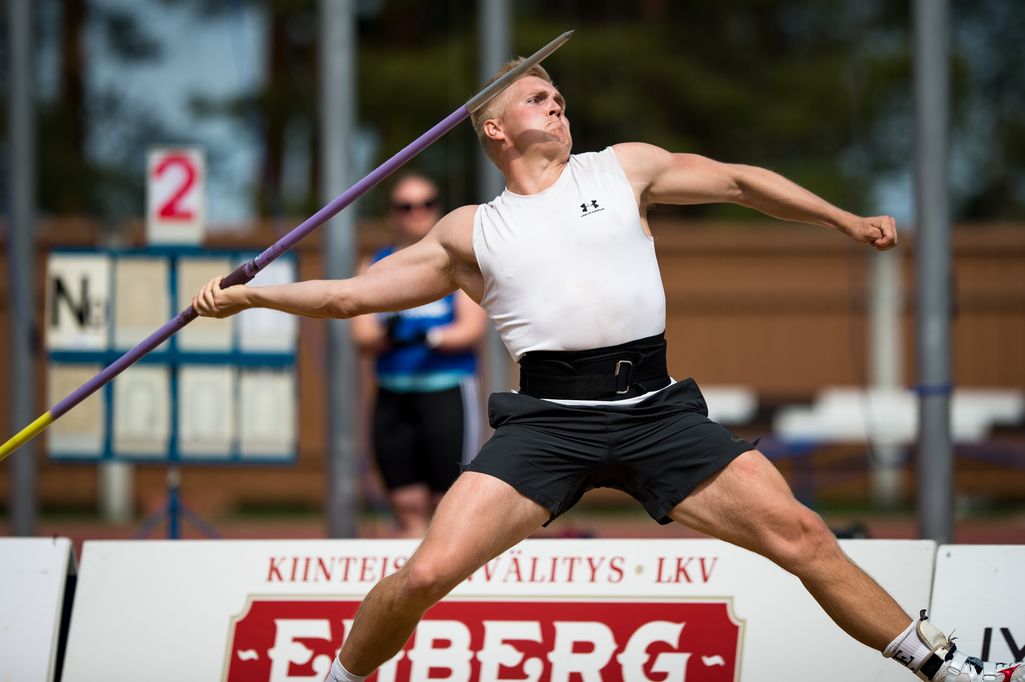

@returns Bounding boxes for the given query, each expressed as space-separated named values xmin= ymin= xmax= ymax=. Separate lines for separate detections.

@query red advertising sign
xmin=225 ymin=598 xmax=742 ymax=681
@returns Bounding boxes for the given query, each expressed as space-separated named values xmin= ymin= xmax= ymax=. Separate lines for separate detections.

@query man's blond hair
xmin=470 ymin=58 xmax=554 ymax=153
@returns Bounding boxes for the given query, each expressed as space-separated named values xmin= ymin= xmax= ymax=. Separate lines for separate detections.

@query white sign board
xmin=179 ymin=365 xmax=236 ymax=458
xmin=147 ymin=147 xmax=205 ymax=245
xmin=929 ymin=545 xmax=1025 ymax=666
xmin=237 ymin=258 xmax=298 ymax=353
xmin=239 ymin=369 xmax=296 ymax=458
xmin=114 ymin=257 xmax=170 ymax=349
xmin=0 ymin=538 xmax=74 ymax=682
xmin=45 ymin=249 xmax=296 ymax=462
xmin=46 ymin=253 xmax=111 ymax=350
xmin=112 ymin=365 xmax=171 ymax=457
xmin=62 ymin=538 xmax=934 ymax=682
xmin=47 ymin=363 xmax=105 ymax=456
xmin=177 ymin=257 xmax=234 ymax=351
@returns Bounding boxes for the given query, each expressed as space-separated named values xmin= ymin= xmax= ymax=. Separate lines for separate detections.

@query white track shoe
xmin=913 ymin=615 xmax=1025 ymax=682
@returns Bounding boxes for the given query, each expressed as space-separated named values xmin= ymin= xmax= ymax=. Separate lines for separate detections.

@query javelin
xmin=0 ymin=30 xmax=574 ymax=461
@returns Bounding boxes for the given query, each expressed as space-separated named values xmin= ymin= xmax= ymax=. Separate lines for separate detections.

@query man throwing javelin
xmin=194 ymin=60 xmax=1023 ymax=682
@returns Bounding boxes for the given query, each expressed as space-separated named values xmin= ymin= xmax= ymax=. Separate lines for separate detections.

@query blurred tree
xmin=512 ymin=1 xmax=911 ymax=219
xmin=950 ymin=2 xmax=1025 ymax=221
xmin=171 ymin=0 xmax=478 ymax=217
xmin=168 ymin=0 xmax=321 ymax=217
xmin=361 ymin=0 xmax=1023 ymax=222
xmin=17 ymin=0 xmax=1024 ymax=224
xmin=348 ymin=0 xmax=916 ymax=218
xmin=32 ymin=0 xmax=174 ymax=223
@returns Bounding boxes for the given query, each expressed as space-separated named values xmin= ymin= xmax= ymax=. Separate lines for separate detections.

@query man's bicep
xmin=616 ymin=143 xmax=740 ymax=206
xmin=646 ymin=153 xmax=741 ymax=206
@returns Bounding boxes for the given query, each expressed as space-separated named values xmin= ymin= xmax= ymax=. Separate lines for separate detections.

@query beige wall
xmin=1 ymin=219 xmax=1023 ymax=513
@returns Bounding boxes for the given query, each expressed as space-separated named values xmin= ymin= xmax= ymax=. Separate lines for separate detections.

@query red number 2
xmin=155 ymin=154 xmax=197 ymax=220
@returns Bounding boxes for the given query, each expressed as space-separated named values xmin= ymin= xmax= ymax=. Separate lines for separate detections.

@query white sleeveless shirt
xmin=472 ymin=147 xmax=666 ymax=361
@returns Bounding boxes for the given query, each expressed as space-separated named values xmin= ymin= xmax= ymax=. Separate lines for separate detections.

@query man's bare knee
xmin=397 ymin=558 xmax=462 ymax=608
xmin=765 ymin=506 xmax=840 ymax=574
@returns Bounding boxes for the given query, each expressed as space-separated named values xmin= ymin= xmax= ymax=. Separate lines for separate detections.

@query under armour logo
xmin=579 ymin=199 xmax=604 ymax=217
xmin=893 ymin=649 xmax=915 ymax=667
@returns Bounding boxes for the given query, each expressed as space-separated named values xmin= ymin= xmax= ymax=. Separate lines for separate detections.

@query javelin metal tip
xmin=465 ymin=29 xmax=575 ymax=113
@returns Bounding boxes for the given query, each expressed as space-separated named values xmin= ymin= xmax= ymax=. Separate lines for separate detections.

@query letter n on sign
xmin=147 ymin=147 xmax=205 ymax=245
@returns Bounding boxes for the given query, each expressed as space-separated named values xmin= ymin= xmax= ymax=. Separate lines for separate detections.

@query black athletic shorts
xmin=463 ymin=378 xmax=755 ymax=525
xmin=373 ymin=381 xmax=478 ymax=493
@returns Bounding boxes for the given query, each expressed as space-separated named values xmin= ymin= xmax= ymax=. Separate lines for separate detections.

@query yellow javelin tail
xmin=0 ymin=412 xmax=55 ymax=461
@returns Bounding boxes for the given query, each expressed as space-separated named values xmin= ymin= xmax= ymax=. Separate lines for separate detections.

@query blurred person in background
xmin=350 ymin=174 xmax=487 ymax=538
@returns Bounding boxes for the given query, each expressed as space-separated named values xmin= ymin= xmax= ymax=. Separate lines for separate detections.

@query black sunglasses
xmin=391 ymin=197 xmax=439 ymax=213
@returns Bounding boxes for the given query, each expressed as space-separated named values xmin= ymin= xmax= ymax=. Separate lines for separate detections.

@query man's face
xmin=492 ymin=75 xmax=571 ymax=153
xmin=389 ymin=176 xmax=440 ymax=242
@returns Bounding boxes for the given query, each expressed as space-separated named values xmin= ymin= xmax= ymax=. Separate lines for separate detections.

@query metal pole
xmin=869 ymin=248 xmax=904 ymax=509
xmin=8 ymin=0 xmax=38 ymax=535
xmin=100 ymin=231 xmax=132 ymax=525
xmin=167 ymin=467 xmax=181 ymax=540
xmin=479 ymin=0 xmax=514 ymax=397
xmin=914 ymin=0 xmax=953 ymax=543
xmin=320 ymin=0 xmax=359 ymax=537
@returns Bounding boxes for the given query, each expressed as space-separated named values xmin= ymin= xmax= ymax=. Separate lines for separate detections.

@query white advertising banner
xmin=929 ymin=545 xmax=1025 ymax=667
xmin=0 ymin=538 xmax=74 ymax=682
xmin=62 ymin=538 xmax=934 ymax=682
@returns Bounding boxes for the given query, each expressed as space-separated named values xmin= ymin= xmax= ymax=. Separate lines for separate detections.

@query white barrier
xmin=773 ymin=387 xmax=1025 ymax=445
xmin=929 ymin=545 xmax=1025 ymax=666
xmin=0 ymin=537 xmax=75 ymax=682
xmin=60 ymin=538 xmax=935 ymax=682
xmin=701 ymin=385 xmax=758 ymax=426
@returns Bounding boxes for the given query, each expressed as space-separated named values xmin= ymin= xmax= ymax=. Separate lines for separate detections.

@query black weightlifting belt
xmin=518 ymin=333 xmax=671 ymax=400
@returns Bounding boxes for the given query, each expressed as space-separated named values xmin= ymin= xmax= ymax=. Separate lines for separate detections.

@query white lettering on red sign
xmin=478 ymin=621 xmax=543 ymax=681
xmin=225 ymin=599 xmax=741 ymax=682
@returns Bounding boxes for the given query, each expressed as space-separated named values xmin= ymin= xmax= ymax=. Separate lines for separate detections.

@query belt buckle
xmin=614 ymin=360 xmax=633 ymax=394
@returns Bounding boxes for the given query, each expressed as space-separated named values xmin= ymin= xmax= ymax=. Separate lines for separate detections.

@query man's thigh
xmin=667 ymin=449 xmax=809 ymax=551
xmin=409 ymin=471 xmax=550 ymax=585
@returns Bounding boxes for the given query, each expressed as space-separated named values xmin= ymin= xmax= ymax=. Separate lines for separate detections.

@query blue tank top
xmin=372 ymin=246 xmax=478 ymax=392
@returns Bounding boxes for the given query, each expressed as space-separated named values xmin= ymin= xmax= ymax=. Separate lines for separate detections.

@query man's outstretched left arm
xmin=613 ymin=142 xmax=897 ymax=251
xmin=192 ymin=206 xmax=476 ymax=320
